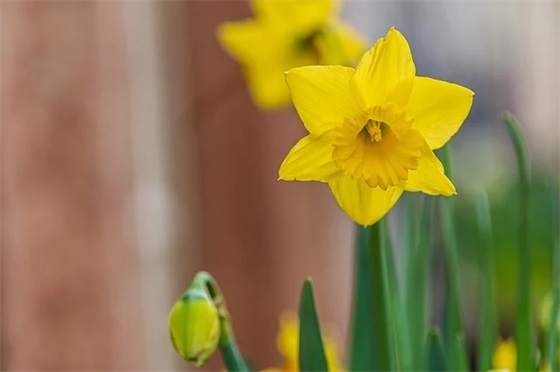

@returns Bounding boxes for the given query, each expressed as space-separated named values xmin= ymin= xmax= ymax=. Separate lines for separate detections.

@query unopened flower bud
xmin=168 ymin=289 xmax=220 ymax=366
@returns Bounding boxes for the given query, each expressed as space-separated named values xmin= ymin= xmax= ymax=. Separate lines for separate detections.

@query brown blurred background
xmin=0 ymin=1 xmax=558 ymax=371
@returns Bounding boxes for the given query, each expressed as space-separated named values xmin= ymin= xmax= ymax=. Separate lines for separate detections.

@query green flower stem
xmin=349 ymin=226 xmax=376 ymax=370
xmin=503 ymin=112 xmax=534 ymax=371
xmin=547 ymin=187 xmax=559 ymax=371
xmin=475 ymin=191 xmax=496 ymax=371
xmin=367 ymin=222 xmax=393 ymax=371
xmin=191 ymin=272 xmax=249 ymax=371
xmin=439 ymin=145 xmax=468 ymax=371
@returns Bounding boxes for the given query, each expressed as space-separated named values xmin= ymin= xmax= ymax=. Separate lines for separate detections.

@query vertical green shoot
xmin=426 ymin=328 xmax=447 ymax=371
xmin=380 ymin=218 xmax=403 ymax=370
xmin=299 ymin=278 xmax=329 ymax=371
xmin=349 ymin=221 xmax=393 ymax=371
xmin=503 ymin=112 xmax=533 ymax=371
xmin=349 ymin=226 xmax=376 ymax=370
xmin=475 ymin=191 xmax=496 ymax=371
xmin=547 ymin=186 xmax=559 ymax=371
xmin=367 ymin=222 xmax=394 ymax=371
xmin=439 ymin=145 xmax=468 ymax=370
xmin=405 ymin=196 xmax=433 ymax=369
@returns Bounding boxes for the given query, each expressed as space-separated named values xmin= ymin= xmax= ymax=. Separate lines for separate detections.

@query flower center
xmin=294 ymin=29 xmax=323 ymax=63
xmin=363 ymin=120 xmax=386 ymax=143
xmin=332 ymin=106 xmax=424 ymax=190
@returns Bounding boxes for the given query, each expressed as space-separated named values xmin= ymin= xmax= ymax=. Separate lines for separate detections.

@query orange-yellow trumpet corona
xmin=279 ymin=27 xmax=474 ymax=226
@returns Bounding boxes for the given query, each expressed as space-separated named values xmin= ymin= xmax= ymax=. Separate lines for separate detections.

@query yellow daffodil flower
xmin=278 ymin=27 xmax=474 ymax=226
xmin=492 ymin=338 xmax=517 ymax=372
xmin=218 ymin=0 xmax=366 ymax=110
xmin=263 ymin=312 xmax=344 ymax=371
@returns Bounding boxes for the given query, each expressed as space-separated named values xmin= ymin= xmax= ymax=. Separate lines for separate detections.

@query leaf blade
xmin=426 ymin=328 xmax=447 ymax=372
xmin=299 ymin=278 xmax=329 ymax=371
xmin=504 ymin=112 xmax=534 ymax=371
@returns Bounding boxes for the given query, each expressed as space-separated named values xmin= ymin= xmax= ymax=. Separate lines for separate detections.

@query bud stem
xmin=191 ymin=272 xmax=250 ymax=371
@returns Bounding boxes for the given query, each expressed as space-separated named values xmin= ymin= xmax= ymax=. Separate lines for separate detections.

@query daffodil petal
xmin=320 ymin=20 xmax=367 ymax=65
xmin=351 ymin=27 xmax=416 ymax=109
xmin=218 ymin=20 xmax=285 ymax=64
xmin=251 ymin=0 xmax=335 ymax=34
xmin=247 ymin=65 xmax=294 ymax=109
xmin=406 ymin=76 xmax=474 ymax=149
xmin=285 ymin=66 xmax=359 ymax=135
xmin=329 ymin=178 xmax=404 ymax=226
xmin=386 ymin=76 xmax=415 ymax=109
xmin=279 ymin=132 xmax=340 ymax=182
xmin=404 ymin=141 xmax=456 ymax=196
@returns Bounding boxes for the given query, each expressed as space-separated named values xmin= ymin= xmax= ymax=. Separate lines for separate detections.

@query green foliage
xmin=455 ymin=176 xmax=556 ymax=318
xmin=503 ymin=112 xmax=534 ymax=371
xmin=349 ymin=222 xmax=394 ymax=371
xmin=426 ymin=329 xmax=446 ymax=371
xmin=475 ymin=191 xmax=496 ymax=371
xmin=404 ymin=196 xmax=433 ymax=370
xmin=439 ymin=145 xmax=469 ymax=371
xmin=349 ymin=227 xmax=377 ymax=370
xmin=547 ymin=187 xmax=560 ymax=371
xmin=298 ymin=278 xmax=329 ymax=371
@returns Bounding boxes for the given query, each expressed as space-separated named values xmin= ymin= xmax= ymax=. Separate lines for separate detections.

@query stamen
xmin=333 ymin=113 xmax=422 ymax=189
xmin=365 ymin=120 xmax=383 ymax=142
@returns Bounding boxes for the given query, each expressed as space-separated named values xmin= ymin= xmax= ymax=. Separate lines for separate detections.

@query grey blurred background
xmin=0 ymin=1 xmax=557 ymax=370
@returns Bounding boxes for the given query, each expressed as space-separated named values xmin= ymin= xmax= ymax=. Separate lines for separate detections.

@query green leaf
xmin=426 ymin=328 xmax=446 ymax=371
xmin=454 ymin=331 xmax=469 ymax=371
xmin=349 ymin=222 xmax=393 ymax=371
xmin=475 ymin=191 xmax=496 ymax=372
xmin=439 ymin=145 xmax=468 ymax=371
xmin=405 ymin=196 xmax=433 ymax=369
xmin=548 ymin=278 xmax=560 ymax=371
xmin=547 ymin=186 xmax=560 ymax=371
xmin=382 ymin=219 xmax=410 ymax=371
xmin=504 ymin=112 xmax=534 ymax=371
xmin=299 ymin=278 xmax=328 ymax=371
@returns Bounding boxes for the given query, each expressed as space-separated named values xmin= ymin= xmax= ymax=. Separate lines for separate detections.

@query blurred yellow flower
xmin=218 ymin=0 xmax=366 ymax=110
xmin=491 ymin=338 xmax=557 ymax=372
xmin=492 ymin=338 xmax=516 ymax=372
xmin=264 ymin=312 xmax=343 ymax=371
xmin=278 ymin=27 xmax=473 ymax=226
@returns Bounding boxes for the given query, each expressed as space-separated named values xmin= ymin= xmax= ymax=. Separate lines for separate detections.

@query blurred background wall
xmin=1 ymin=2 xmax=145 ymax=369
xmin=0 ymin=1 xmax=558 ymax=371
